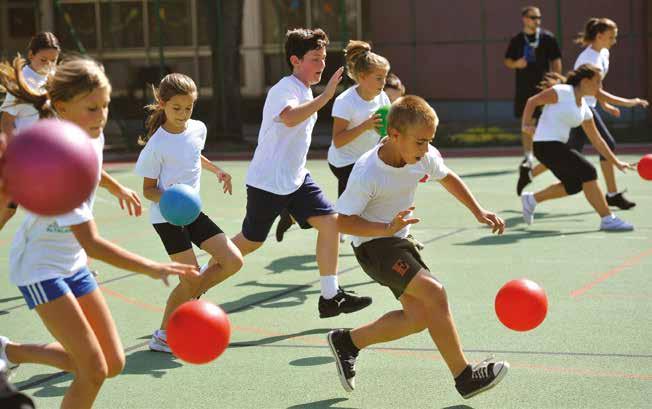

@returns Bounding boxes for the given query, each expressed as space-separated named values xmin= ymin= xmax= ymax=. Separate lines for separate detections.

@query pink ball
xmin=2 ymin=120 xmax=99 ymax=215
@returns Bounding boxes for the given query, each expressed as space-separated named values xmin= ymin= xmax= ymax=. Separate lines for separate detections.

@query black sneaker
xmin=275 ymin=209 xmax=294 ymax=242
xmin=606 ymin=192 xmax=636 ymax=210
xmin=516 ymin=162 xmax=533 ymax=196
xmin=318 ymin=287 xmax=372 ymax=318
xmin=455 ymin=358 xmax=509 ymax=399
xmin=327 ymin=329 xmax=358 ymax=392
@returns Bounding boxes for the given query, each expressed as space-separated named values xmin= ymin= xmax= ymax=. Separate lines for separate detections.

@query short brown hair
xmin=284 ymin=28 xmax=329 ymax=70
xmin=388 ymin=95 xmax=438 ymax=134
xmin=521 ymin=6 xmax=540 ymax=16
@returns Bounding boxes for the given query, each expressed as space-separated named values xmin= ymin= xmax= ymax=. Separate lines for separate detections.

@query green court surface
xmin=1 ymin=155 xmax=651 ymax=409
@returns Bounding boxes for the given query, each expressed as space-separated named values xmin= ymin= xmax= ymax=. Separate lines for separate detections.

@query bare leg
xmin=582 ymin=180 xmax=611 ymax=217
xmin=35 ymin=293 xmax=109 ymax=409
xmin=532 ymin=163 xmax=547 ymax=177
xmin=350 ymin=294 xmax=427 ymax=349
xmin=533 ymin=182 xmax=568 ymax=204
xmin=231 ymin=232 xmax=263 ymax=257
xmin=6 ymin=342 xmax=74 ymax=372
xmin=600 ymin=160 xmax=618 ymax=194
xmin=307 ymin=214 xmax=339 ymax=277
xmin=196 ymin=233 xmax=244 ymax=294
xmin=159 ymin=249 xmax=200 ymax=330
xmin=402 ymin=270 xmax=468 ymax=377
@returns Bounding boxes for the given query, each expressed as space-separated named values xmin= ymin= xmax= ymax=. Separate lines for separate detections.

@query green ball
xmin=375 ymin=105 xmax=390 ymax=137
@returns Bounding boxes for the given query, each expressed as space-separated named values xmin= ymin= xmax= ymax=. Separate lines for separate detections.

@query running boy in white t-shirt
xmin=231 ymin=28 xmax=372 ymax=318
xmin=328 ymin=95 xmax=509 ymax=399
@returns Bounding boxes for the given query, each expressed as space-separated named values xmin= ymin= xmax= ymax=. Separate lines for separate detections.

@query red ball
xmin=637 ymin=154 xmax=652 ymax=181
xmin=2 ymin=120 xmax=99 ymax=215
xmin=495 ymin=279 xmax=548 ymax=332
xmin=167 ymin=300 xmax=231 ymax=364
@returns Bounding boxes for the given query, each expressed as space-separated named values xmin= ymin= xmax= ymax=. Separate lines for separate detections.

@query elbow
xmin=333 ymin=137 xmax=345 ymax=149
xmin=336 ymin=216 xmax=349 ymax=234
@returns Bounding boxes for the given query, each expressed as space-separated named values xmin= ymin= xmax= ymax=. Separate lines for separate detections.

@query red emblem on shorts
xmin=419 ymin=174 xmax=429 ymax=183
xmin=392 ymin=259 xmax=410 ymax=276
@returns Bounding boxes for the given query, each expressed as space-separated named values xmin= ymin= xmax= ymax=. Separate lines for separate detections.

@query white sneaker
xmin=0 ymin=336 xmax=19 ymax=377
xmin=148 ymin=330 xmax=171 ymax=353
xmin=521 ymin=192 xmax=536 ymax=225
xmin=339 ymin=233 xmax=347 ymax=243
xmin=600 ymin=215 xmax=634 ymax=231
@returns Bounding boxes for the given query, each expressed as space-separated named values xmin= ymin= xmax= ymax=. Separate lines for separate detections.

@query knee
xmin=77 ymin=358 xmax=109 ymax=386
xmin=106 ymin=352 xmax=126 ymax=378
xmin=421 ymin=282 xmax=450 ymax=314
xmin=226 ymin=252 xmax=244 ymax=274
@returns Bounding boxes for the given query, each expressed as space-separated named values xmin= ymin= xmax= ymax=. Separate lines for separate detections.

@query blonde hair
xmin=388 ymin=95 xmax=438 ymax=134
xmin=140 ymin=73 xmax=198 ymax=145
xmin=538 ymin=64 xmax=602 ymax=90
xmin=344 ymin=40 xmax=390 ymax=82
xmin=0 ymin=56 xmax=110 ymax=118
xmin=574 ymin=18 xmax=617 ymax=47
xmin=384 ymin=72 xmax=405 ymax=95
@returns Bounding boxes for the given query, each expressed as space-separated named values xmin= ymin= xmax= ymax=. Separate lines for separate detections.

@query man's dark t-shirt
xmin=505 ymin=29 xmax=562 ymax=117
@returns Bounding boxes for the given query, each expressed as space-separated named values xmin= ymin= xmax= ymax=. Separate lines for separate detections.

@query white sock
xmin=606 ymin=191 xmax=618 ymax=198
xmin=320 ymin=276 xmax=339 ymax=299
xmin=602 ymin=214 xmax=615 ymax=222
xmin=199 ymin=263 xmax=209 ymax=275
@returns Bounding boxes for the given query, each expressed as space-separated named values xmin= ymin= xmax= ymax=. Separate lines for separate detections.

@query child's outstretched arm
xmin=279 ymin=67 xmax=344 ymax=128
xmin=439 ymin=172 xmax=505 ymax=235
xmin=201 ymin=154 xmax=232 ymax=194
xmin=100 ymin=169 xmax=142 ymax=216
xmin=71 ymin=219 xmax=198 ymax=285
xmin=337 ymin=207 xmax=420 ymax=237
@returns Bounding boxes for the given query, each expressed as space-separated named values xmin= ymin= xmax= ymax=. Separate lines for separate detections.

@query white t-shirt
xmin=327 ymin=86 xmax=391 ymax=168
xmin=336 ymin=144 xmax=450 ymax=247
xmin=574 ymin=46 xmax=610 ymax=107
xmin=245 ymin=75 xmax=317 ymax=195
xmin=534 ymin=84 xmax=593 ymax=144
xmin=0 ymin=65 xmax=47 ymax=130
xmin=134 ymin=119 xmax=207 ymax=224
xmin=9 ymin=134 xmax=105 ymax=287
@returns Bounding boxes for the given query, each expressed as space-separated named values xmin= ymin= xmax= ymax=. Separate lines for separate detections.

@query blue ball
xmin=160 ymin=184 xmax=202 ymax=226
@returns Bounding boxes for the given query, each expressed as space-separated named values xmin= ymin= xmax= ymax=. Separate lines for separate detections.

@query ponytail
xmin=140 ymin=85 xmax=167 ymax=145
xmin=574 ymin=18 xmax=617 ymax=47
xmin=344 ymin=40 xmax=389 ymax=82
xmin=0 ymin=56 xmax=54 ymax=118
xmin=538 ymin=64 xmax=601 ymax=90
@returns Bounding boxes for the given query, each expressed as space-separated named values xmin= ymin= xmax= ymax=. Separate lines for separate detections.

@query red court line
xmin=570 ymin=247 xmax=652 ymax=298
xmin=100 ymin=286 xmax=165 ymax=313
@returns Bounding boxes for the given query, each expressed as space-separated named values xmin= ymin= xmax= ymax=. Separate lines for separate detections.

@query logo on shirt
xmin=46 ymin=222 xmax=71 ymax=233
xmin=392 ymin=259 xmax=410 ymax=277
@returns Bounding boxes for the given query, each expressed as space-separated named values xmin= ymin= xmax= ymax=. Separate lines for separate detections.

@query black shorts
xmin=353 ymin=236 xmax=433 ymax=299
xmin=328 ymin=163 xmax=355 ymax=197
xmin=241 ymin=174 xmax=335 ymax=243
xmin=153 ymin=212 xmax=223 ymax=255
xmin=7 ymin=201 xmax=17 ymax=210
xmin=567 ymin=107 xmax=615 ymax=161
xmin=533 ymin=141 xmax=598 ymax=195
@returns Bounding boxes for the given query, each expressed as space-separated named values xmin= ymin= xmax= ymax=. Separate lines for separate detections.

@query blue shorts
xmin=242 ymin=174 xmax=336 ymax=242
xmin=18 ymin=267 xmax=98 ymax=310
